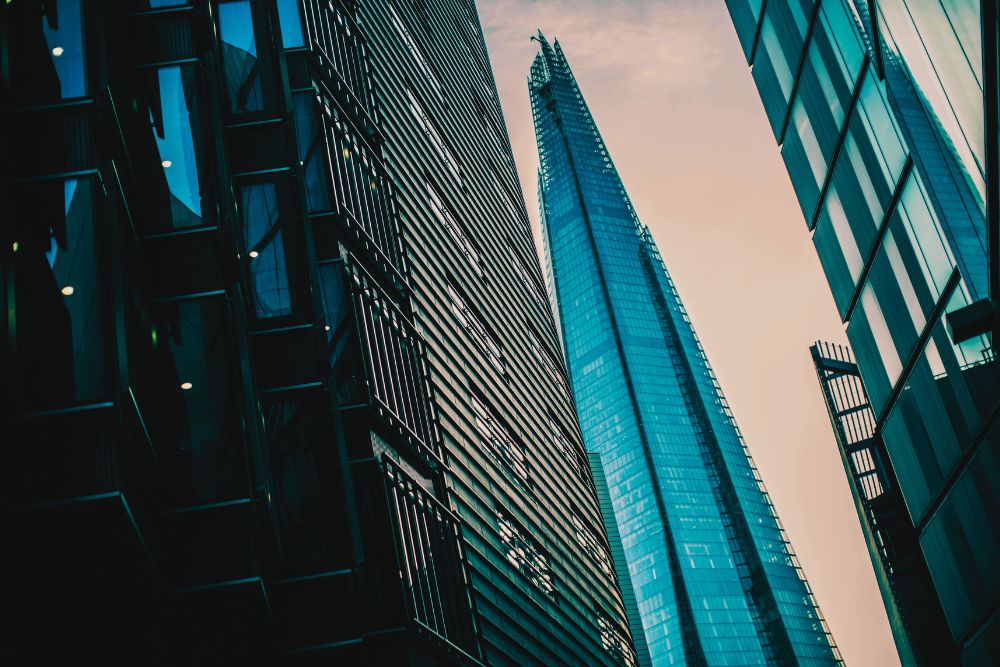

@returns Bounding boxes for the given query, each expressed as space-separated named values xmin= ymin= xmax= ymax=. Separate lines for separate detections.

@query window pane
xmin=277 ymin=0 xmax=305 ymax=48
xmin=149 ymin=65 xmax=207 ymax=229
xmin=157 ymin=297 xmax=245 ymax=501
xmin=882 ymin=286 xmax=1000 ymax=518
xmin=14 ymin=178 xmax=106 ymax=409
xmin=219 ymin=0 xmax=263 ymax=113
xmin=10 ymin=0 xmax=87 ymax=104
xmin=241 ymin=182 xmax=291 ymax=318
xmin=292 ymin=92 xmax=332 ymax=212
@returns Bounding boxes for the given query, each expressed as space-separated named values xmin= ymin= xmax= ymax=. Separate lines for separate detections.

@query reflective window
xmin=919 ymin=432 xmax=1000 ymax=639
xmin=241 ymin=182 xmax=291 ymax=318
xmin=292 ymin=92 xmax=332 ymax=212
xmin=14 ymin=178 xmax=106 ymax=409
xmin=265 ymin=394 xmax=347 ymax=569
xmin=156 ymin=297 xmax=244 ymax=501
xmin=882 ymin=287 xmax=1000 ymax=518
xmin=149 ymin=65 xmax=207 ymax=229
xmin=219 ymin=0 xmax=264 ymax=113
xmin=10 ymin=0 xmax=87 ymax=104
xmin=724 ymin=0 xmax=764 ymax=62
xmin=751 ymin=0 xmax=813 ymax=137
xmin=276 ymin=0 xmax=305 ymax=48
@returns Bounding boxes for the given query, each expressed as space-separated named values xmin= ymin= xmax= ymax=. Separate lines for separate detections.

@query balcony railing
xmin=381 ymin=457 xmax=482 ymax=662
xmin=324 ymin=256 xmax=442 ymax=467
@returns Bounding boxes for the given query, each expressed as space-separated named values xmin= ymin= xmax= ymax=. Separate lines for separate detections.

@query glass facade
xmin=531 ymin=32 xmax=839 ymax=666
xmin=727 ymin=1 xmax=1000 ymax=663
xmin=4 ymin=1 xmax=635 ymax=665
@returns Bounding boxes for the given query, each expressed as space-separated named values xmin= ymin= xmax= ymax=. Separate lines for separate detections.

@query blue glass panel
xmin=242 ymin=182 xmax=292 ymax=318
xmin=293 ymin=92 xmax=332 ymax=212
xmin=219 ymin=0 xmax=264 ymax=113
xmin=150 ymin=65 xmax=206 ymax=228
xmin=277 ymin=0 xmax=305 ymax=48
xmin=14 ymin=178 xmax=106 ymax=408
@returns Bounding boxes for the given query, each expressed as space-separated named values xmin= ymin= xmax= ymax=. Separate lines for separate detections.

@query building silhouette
xmin=727 ymin=0 xmax=1000 ymax=663
xmin=530 ymin=30 xmax=840 ymax=666
xmin=2 ymin=2 xmax=635 ymax=664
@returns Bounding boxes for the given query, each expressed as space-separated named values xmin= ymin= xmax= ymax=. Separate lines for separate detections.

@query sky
xmin=478 ymin=1 xmax=899 ymax=664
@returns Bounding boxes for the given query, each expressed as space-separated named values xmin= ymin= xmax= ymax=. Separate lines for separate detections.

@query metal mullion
xmin=385 ymin=310 xmax=409 ymax=427
xmin=402 ymin=487 xmax=430 ymax=625
xmin=368 ymin=293 xmax=392 ymax=413
xmin=346 ymin=137 xmax=365 ymax=222
xmin=357 ymin=288 xmax=383 ymax=409
xmin=358 ymin=155 xmax=377 ymax=241
xmin=394 ymin=325 xmax=420 ymax=439
xmin=331 ymin=126 xmax=348 ymax=208
xmin=390 ymin=484 xmax=420 ymax=620
xmin=419 ymin=502 xmax=448 ymax=636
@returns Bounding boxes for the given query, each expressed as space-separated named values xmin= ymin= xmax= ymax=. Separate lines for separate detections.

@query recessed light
xmin=52 ymin=46 xmax=64 ymax=57
xmin=325 ymin=325 xmax=331 ymax=331
xmin=161 ymin=160 xmax=172 ymax=168
xmin=61 ymin=285 xmax=74 ymax=296
xmin=249 ymin=250 xmax=259 ymax=258
xmin=180 ymin=382 xmax=193 ymax=390
xmin=12 ymin=242 xmax=18 ymax=253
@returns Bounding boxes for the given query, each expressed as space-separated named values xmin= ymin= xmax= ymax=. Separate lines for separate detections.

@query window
xmin=472 ymin=394 xmax=529 ymax=487
xmin=155 ymin=296 xmax=245 ymax=502
xmin=549 ymin=414 xmax=589 ymax=482
xmin=241 ymin=182 xmax=291 ymax=318
xmin=530 ymin=331 xmax=570 ymax=401
xmin=148 ymin=64 xmax=208 ymax=230
xmin=572 ymin=513 xmax=613 ymax=576
xmin=448 ymin=281 xmax=505 ymax=374
xmin=13 ymin=178 xmax=107 ymax=409
xmin=407 ymin=88 xmax=461 ymax=183
xmin=496 ymin=510 xmax=556 ymax=599
xmin=599 ymin=614 xmax=637 ymax=667
xmin=219 ymin=0 xmax=264 ymax=113
xmin=511 ymin=244 xmax=545 ymax=308
xmin=10 ymin=0 xmax=88 ymax=105
xmin=388 ymin=4 xmax=443 ymax=103
xmin=426 ymin=180 xmax=482 ymax=276
xmin=292 ymin=92 xmax=332 ymax=212
xmin=276 ymin=0 xmax=305 ymax=48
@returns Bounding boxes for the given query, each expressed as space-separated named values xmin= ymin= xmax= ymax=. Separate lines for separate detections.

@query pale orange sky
xmin=479 ymin=1 xmax=898 ymax=664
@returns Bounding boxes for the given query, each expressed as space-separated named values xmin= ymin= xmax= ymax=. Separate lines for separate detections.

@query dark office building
xmin=1 ymin=1 xmax=635 ymax=665
xmin=530 ymin=31 xmax=840 ymax=665
xmin=727 ymin=0 xmax=1000 ymax=663
xmin=811 ymin=342 xmax=958 ymax=666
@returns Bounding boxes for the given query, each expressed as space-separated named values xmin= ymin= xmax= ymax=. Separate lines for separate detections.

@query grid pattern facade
xmin=727 ymin=1 xmax=1000 ymax=662
xmin=530 ymin=32 xmax=839 ymax=666
xmin=2 ymin=1 xmax=631 ymax=664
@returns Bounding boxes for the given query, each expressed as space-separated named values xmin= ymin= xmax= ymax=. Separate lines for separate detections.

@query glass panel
xmin=219 ymin=0 xmax=264 ymax=114
xmin=156 ymin=297 xmax=244 ymax=501
xmin=919 ymin=431 xmax=1000 ymax=639
xmin=149 ymin=65 xmax=207 ymax=230
xmin=724 ymin=0 xmax=764 ymax=62
xmin=14 ymin=178 xmax=106 ymax=409
xmin=276 ymin=0 xmax=305 ymax=48
xmin=241 ymin=182 xmax=291 ymax=318
xmin=882 ymin=286 xmax=1000 ymax=518
xmin=292 ymin=92 xmax=332 ymax=212
xmin=750 ymin=0 xmax=813 ymax=137
xmin=265 ymin=394 xmax=347 ymax=569
xmin=10 ymin=0 xmax=87 ymax=104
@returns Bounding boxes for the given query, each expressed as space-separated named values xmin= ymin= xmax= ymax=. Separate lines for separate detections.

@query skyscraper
xmin=726 ymin=1 xmax=1000 ymax=663
xmin=530 ymin=31 xmax=840 ymax=666
xmin=3 ymin=2 xmax=633 ymax=665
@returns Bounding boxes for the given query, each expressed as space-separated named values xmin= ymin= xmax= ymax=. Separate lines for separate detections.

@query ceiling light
xmin=61 ymin=285 xmax=74 ymax=296
xmin=52 ymin=46 xmax=64 ymax=57
xmin=161 ymin=160 xmax=172 ymax=168
xmin=180 ymin=382 xmax=193 ymax=390
xmin=249 ymin=250 xmax=259 ymax=258
xmin=325 ymin=325 xmax=331 ymax=331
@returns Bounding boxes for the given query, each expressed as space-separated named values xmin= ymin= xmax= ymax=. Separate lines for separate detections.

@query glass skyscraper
xmin=3 ymin=2 xmax=634 ymax=665
xmin=726 ymin=1 xmax=1000 ymax=663
xmin=530 ymin=32 xmax=840 ymax=666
